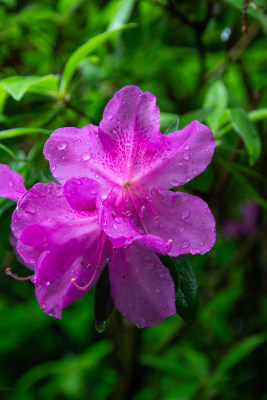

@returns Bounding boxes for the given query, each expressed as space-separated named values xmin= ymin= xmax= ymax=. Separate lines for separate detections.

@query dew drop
xmin=48 ymin=306 xmax=58 ymax=317
xmin=182 ymin=240 xmax=190 ymax=249
xmin=55 ymin=141 xmax=67 ymax=151
xmin=135 ymin=319 xmax=145 ymax=329
xmin=169 ymin=179 xmax=178 ymax=187
xmin=82 ymin=153 xmax=91 ymax=161
xmin=45 ymin=281 xmax=51 ymax=287
xmin=200 ymin=241 xmax=205 ymax=246
xmin=35 ymin=284 xmax=42 ymax=293
xmin=182 ymin=209 xmax=190 ymax=219
xmin=95 ymin=321 xmax=106 ymax=333
xmin=106 ymin=115 xmax=113 ymax=120
xmin=183 ymin=153 xmax=190 ymax=161
xmin=8 ymin=180 xmax=14 ymax=187
xmin=40 ymin=303 xmax=47 ymax=311
xmin=113 ymin=224 xmax=117 ymax=230
xmin=184 ymin=144 xmax=190 ymax=150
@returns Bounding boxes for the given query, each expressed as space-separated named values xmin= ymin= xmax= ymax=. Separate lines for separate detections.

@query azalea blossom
xmin=0 ymin=85 xmax=216 ymax=327
xmin=1 ymin=167 xmax=176 ymax=326
xmin=44 ymin=85 xmax=216 ymax=256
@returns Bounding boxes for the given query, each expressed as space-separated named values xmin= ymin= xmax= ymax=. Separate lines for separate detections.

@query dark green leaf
xmin=157 ymin=254 xmax=199 ymax=323
xmin=94 ymin=266 xmax=114 ymax=328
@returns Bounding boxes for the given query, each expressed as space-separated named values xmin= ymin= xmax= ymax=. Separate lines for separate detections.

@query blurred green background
xmin=0 ymin=0 xmax=266 ymax=399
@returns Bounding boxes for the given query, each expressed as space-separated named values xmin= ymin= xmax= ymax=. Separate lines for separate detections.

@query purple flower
xmin=0 ymin=85 xmax=216 ymax=327
xmin=0 ymin=164 xmax=26 ymax=201
xmin=223 ymin=200 xmax=259 ymax=239
xmin=44 ymin=86 xmax=216 ymax=256
xmin=8 ymin=174 xmax=175 ymax=326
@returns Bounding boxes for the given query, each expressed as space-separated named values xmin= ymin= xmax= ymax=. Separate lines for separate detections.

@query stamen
xmin=128 ymin=187 xmax=148 ymax=234
xmin=168 ymin=239 xmax=173 ymax=250
xmin=5 ymin=267 xmax=34 ymax=281
xmin=131 ymin=185 xmax=158 ymax=217
xmin=105 ymin=183 xmax=118 ymax=201
xmin=72 ymin=232 xmax=107 ymax=290
xmin=71 ymin=266 xmax=99 ymax=292
xmin=122 ymin=247 xmax=127 ymax=278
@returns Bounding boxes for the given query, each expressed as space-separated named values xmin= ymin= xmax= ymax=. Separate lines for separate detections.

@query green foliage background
xmin=0 ymin=0 xmax=266 ymax=399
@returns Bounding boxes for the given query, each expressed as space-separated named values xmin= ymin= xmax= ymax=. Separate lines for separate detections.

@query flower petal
xmin=99 ymin=85 xmax=161 ymax=152
xmin=142 ymin=190 xmax=216 ymax=256
xmin=133 ymin=120 xmax=215 ymax=189
xmin=0 ymin=164 xmax=26 ymax=201
xmin=11 ymin=182 xmax=98 ymax=264
xmin=43 ymin=125 xmax=116 ymax=195
xmin=63 ymin=177 xmax=100 ymax=212
xmin=99 ymin=186 xmax=141 ymax=247
xmin=34 ymin=234 xmax=105 ymax=319
xmin=109 ymin=236 xmax=176 ymax=327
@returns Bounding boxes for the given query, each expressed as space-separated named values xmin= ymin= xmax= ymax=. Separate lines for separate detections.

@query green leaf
xmin=108 ymin=0 xmax=136 ymax=30
xmin=179 ymin=107 xmax=214 ymax=130
xmin=203 ymin=80 xmax=228 ymax=131
xmin=213 ymin=334 xmax=266 ymax=382
xmin=157 ymin=254 xmax=199 ymax=324
xmin=160 ymin=112 xmax=179 ymax=132
xmin=217 ymin=158 xmax=267 ymax=210
xmin=94 ymin=266 xmax=114 ymax=330
xmin=0 ymin=127 xmax=50 ymax=139
xmin=249 ymin=107 xmax=267 ymax=122
xmin=0 ymin=75 xmax=59 ymax=101
xmin=228 ymin=108 xmax=261 ymax=165
xmin=164 ymin=117 xmax=179 ymax=135
xmin=60 ymin=23 xmax=136 ymax=94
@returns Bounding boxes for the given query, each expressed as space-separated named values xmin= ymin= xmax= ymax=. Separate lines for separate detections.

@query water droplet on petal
xmin=169 ymin=179 xmax=179 ymax=187
xmin=55 ymin=141 xmax=67 ymax=151
xmin=184 ymin=144 xmax=190 ymax=150
xmin=200 ymin=241 xmax=205 ymax=246
xmin=182 ymin=240 xmax=190 ymax=249
xmin=40 ymin=303 xmax=47 ymax=311
xmin=82 ymin=153 xmax=91 ymax=161
xmin=95 ymin=321 xmax=106 ymax=333
xmin=45 ymin=281 xmax=51 ymax=287
xmin=48 ymin=306 xmax=59 ymax=317
xmin=113 ymin=224 xmax=117 ymax=230
xmin=8 ymin=180 xmax=14 ymax=187
xmin=183 ymin=153 xmax=190 ymax=161
xmin=182 ymin=209 xmax=190 ymax=219
xmin=51 ymin=165 xmax=56 ymax=171
xmin=106 ymin=115 xmax=113 ymax=120
xmin=135 ymin=319 xmax=145 ymax=329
